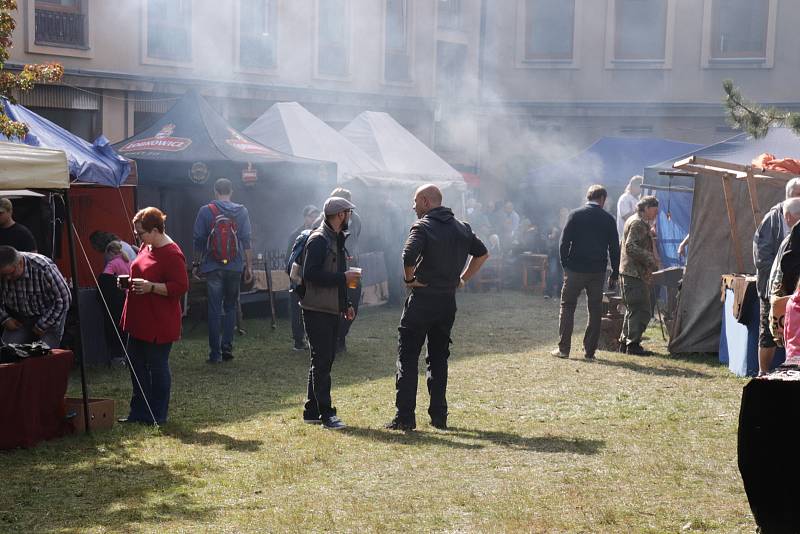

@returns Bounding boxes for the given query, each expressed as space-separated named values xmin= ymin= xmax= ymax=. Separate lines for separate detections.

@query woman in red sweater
xmin=119 ymin=207 xmax=189 ymax=425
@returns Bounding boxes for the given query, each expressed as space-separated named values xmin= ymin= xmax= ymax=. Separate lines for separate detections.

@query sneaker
xmin=430 ymin=417 xmax=448 ymax=430
xmin=303 ymin=416 xmax=322 ymax=425
xmin=626 ymin=343 xmax=653 ymax=356
xmin=222 ymin=351 xmax=234 ymax=361
xmin=617 ymin=342 xmax=627 ymax=354
xmin=293 ymin=341 xmax=308 ymax=352
xmin=322 ymin=415 xmax=346 ymax=430
xmin=550 ymin=348 xmax=569 ymax=359
xmin=384 ymin=418 xmax=416 ymax=431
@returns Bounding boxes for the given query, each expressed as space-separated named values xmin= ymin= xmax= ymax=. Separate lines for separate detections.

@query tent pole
xmin=63 ymin=189 xmax=91 ymax=434
xmin=745 ymin=169 xmax=761 ymax=228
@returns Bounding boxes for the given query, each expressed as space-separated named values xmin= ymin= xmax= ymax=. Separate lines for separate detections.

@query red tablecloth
xmin=0 ymin=349 xmax=74 ymax=450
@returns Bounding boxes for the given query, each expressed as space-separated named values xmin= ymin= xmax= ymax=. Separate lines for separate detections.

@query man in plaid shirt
xmin=0 ymin=246 xmax=71 ymax=348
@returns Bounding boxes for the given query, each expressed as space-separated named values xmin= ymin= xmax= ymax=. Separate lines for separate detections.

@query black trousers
xmin=395 ymin=291 xmax=456 ymax=423
xmin=338 ymin=285 xmax=361 ymax=347
xmin=302 ymin=309 xmax=339 ymax=419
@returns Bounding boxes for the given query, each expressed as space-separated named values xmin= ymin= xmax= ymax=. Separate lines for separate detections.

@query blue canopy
xmin=527 ymin=137 xmax=702 ymax=190
xmin=2 ymin=98 xmax=130 ymax=187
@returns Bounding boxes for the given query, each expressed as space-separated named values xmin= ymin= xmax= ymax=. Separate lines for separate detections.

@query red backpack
xmin=206 ymin=203 xmax=239 ymax=265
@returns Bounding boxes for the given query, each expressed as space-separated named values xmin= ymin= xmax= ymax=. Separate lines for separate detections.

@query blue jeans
xmin=206 ymin=269 xmax=241 ymax=361
xmin=126 ymin=337 xmax=172 ymax=424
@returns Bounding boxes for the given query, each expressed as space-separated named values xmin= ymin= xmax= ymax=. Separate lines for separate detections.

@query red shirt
xmin=122 ymin=242 xmax=189 ymax=344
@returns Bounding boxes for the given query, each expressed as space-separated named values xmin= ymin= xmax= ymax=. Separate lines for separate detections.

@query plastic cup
xmin=117 ymin=275 xmax=130 ymax=289
xmin=347 ymin=267 xmax=362 ymax=289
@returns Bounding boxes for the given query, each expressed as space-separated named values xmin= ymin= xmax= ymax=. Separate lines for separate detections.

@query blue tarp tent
xmin=2 ymin=98 xmax=130 ymax=187
xmin=527 ymin=137 xmax=702 ymax=191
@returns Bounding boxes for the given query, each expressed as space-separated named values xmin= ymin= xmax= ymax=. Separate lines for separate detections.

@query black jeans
xmin=395 ymin=291 xmax=457 ymax=424
xmin=302 ymin=309 xmax=339 ymax=419
xmin=338 ymin=285 xmax=361 ymax=347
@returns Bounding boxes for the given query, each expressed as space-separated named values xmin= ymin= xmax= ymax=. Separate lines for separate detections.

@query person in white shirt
xmin=616 ymin=175 xmax=643 ymax=238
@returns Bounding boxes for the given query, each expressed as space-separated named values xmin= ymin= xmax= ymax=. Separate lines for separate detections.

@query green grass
xmin=1 ymin=292 xmax=755 ymax=533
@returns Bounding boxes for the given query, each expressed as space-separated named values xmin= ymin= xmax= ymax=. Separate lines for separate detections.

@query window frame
xmin=701 ymin=0 xmax=777 ymax=68
xmin=28 ymin=0 xmax=92 ymax=56
xmin=382 ymin=0 xmax=415 ymax=85
xmin=515 ymin=0 xmax=581 ymax=69
xmin=141 ymin=0 xmax=194 ymax=67
xmin=437 ymin=0 xmax=462 ymax=31
xmin=605 ymin=0 xmax=676 ymax=69
xmin=234 ymin=0 xmax=279 ymax=74
xmin=313 ymin=0 xmax=353 ymax=80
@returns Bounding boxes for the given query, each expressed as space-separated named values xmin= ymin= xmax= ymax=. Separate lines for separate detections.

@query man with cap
xmin=619 ymin=195 xmax=660 ymax=355
xmin=287 ymin=204 xmax=321 ymax=351
xmin=385 ymin=184 xmax=489 ymax=431
xmin=299 ymin=196 xmax=361 ymax=430
xmin=0 ymin=198 xmax=37 ymax=253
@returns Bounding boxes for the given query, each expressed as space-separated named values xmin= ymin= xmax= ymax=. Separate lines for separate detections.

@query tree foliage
xmin=723 ymin=79 xmax=800 ymax=139
xmin=0 ymin=0 xmax=63 ymax=138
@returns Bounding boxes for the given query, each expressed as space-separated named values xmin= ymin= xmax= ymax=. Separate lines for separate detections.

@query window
xmin=438 ymin=0 xmax=461 ymax=30
xmin=710 ymin=0 xmax=769 ymax=59
xmin=615 ymin=0 xmax=667 ymax=60
xmin=524 ymin=0 xmax=574 ymax=61
xmin=436 ymin=41 xmax=467 ymax=98
xmin=240 ymin=0 xmax=277 ymax=69
xmin=385 ymin=0 xmax=411 ymax=82
xmin=34 ymin=0 xmax=87 ymax=48
xmin=146 ymin=0 xmax=191 ymax=62
xmin=317 ymin=0 xmax=349 ymax=77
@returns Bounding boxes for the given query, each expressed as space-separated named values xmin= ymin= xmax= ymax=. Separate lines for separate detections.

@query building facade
xmin=8 ymin=0 xmax=800 ymax=194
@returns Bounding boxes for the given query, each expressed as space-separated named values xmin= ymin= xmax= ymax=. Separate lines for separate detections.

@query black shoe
xmin=222 ymin=351 xmax=234 ymax=361
xmin=322 ymin=415 xmax=346 ymax=430
xmin=584 ymin=353 xmax=596 ymax=360
xmin=430 ymin=417 xmax=448 ymax=430
xmin=626 ymin=343 xmax=653 ymax=356
xmin=385 ymin=418 xmax=416 ymax=431
xmin=293 ymin=341 xmax=308 ymax=352
xmin=303 ymin=415 xmax=322 ymax=425
xmin=618 ymin=342 xmax=627 ymax=354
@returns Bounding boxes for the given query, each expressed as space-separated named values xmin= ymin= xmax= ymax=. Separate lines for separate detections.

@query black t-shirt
xmin=0 ymin=223 xmax=37 ymax=252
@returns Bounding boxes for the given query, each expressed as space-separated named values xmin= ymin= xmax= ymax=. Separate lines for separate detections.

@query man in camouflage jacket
xmin=619 ymin=196 xmax=660 ymax=355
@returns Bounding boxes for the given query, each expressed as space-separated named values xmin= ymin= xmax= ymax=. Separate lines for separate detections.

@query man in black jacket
xmin=551 ymin=185 xmax=620 ymax=360
xmin=300 ymin=197 xmax=361 ymax=430
xmin=385 ymin=184 xmax=489 ymax=431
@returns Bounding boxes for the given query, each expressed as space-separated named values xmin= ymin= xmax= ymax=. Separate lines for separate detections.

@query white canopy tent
xmin=243 ymin=102 xmax=382 ymax=180
xmin=340 ymin=111 xmax=465 ymax=188
xmin=0 ymin=141 xmax=69 ymax=188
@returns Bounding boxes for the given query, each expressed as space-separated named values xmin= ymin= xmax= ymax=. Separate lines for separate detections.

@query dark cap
xmin=323 ymin=196 xmax=356 ymax=215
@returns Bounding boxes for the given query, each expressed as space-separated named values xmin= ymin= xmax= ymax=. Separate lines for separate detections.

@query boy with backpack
xmin=286 ymin=205 xmax=320 ymax=351
xmin=192 ymin=178 xmax=253 ymax=364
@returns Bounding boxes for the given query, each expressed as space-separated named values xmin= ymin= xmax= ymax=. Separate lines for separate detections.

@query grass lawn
xmin=1 ymin=291 xmax=755 ymax=533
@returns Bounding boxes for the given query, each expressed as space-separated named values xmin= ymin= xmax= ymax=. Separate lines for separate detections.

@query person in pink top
xmin=102 ymin=240 xmax=131 ymax=277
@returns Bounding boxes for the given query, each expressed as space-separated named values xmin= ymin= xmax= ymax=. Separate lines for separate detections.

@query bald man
xmin=385 ymin=185 xmax=489 ymax=431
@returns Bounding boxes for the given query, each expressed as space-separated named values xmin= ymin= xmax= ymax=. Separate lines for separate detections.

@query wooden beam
xmin=689 ymin=156 xmax=793 ymax=181
xmin=673 ymin=163 xmax=786 ymax=189
xmin=721 ymin=173 xmax=745 ymax=273
xmin=745 ymin=167 xmax=761 ymax=228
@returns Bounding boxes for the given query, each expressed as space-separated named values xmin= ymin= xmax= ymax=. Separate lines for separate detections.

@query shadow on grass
xmin=161 ymin=423 xmax=263 ymax=452
xmin=343 ymin=425 xmax=604 ymax=455
xmin=592 ymin=357 xmax=712 ymax=379
xmin=1 ymin=435 xmax=215 ymax=532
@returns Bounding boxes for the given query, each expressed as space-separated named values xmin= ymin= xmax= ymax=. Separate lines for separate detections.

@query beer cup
xmin=347 ymin=267 xmax=362 ymax=289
